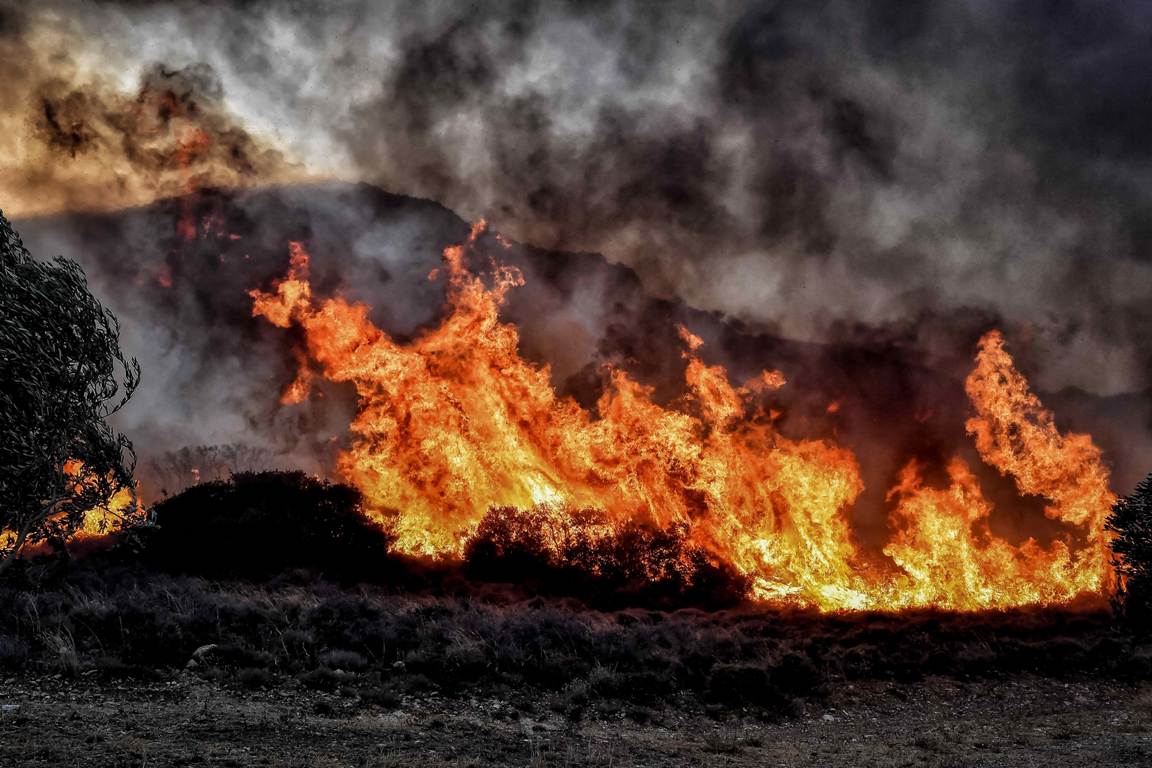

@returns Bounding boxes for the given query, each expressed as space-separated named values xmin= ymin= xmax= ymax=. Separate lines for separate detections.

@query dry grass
xmin=0 ymin=556 xmax=1141 ymax=720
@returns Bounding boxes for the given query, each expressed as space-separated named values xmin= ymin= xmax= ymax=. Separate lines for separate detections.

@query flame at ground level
xmin=251 ymin=225 xmax=1115 ymax=611
xmin=2 ymin=461 xmax=141 ymax=561
xmin=62 ymin=460 xmax=141 ymax=540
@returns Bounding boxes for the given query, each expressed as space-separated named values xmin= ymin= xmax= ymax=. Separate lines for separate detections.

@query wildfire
xmin=251 ymin=225 xmax=1116 ymax=611
xmin=57 ymin=460 xmax=141 ymax=540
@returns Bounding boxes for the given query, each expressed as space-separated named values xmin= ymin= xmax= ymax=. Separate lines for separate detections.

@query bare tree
xmin=0 ymin=209 xmax=141 ymax=573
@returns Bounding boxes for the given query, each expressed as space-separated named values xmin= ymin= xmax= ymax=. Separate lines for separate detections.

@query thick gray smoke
xmin=3 ymin=0 xmax=1151 ymax=396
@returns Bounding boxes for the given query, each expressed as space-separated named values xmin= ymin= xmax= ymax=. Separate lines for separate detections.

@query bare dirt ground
xmin=2 ymin=673 xmax=1150 ymax=767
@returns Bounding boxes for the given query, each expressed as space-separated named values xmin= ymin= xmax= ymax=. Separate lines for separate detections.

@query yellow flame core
xmin=58 ymin=459 xmax=140 ymax=539
xmin=251 ymin=226 xmax=1115 ymax=611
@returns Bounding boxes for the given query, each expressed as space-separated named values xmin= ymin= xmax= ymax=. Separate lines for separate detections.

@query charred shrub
xmin=463 ymin=505 xmax=749 ymax=609
xmin=142 ymin=471 xmax=395 ymax=580
xmin=1108 ymin=473 xmax=1152 ymax=631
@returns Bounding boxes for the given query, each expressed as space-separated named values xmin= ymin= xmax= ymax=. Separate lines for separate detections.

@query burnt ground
xmin=1 ymin=672 xmax=1150 ymax=767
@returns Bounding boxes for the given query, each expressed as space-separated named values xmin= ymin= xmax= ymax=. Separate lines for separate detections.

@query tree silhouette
xmin=0 ymin=209 xmax=140 ymax=572
xmin=1107 ymin=473 xmax=1152 ymax=628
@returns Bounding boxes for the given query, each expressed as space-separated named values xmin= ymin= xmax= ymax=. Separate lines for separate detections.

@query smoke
xmin=4 ymin=0 xmax=1152 ymax=401
xmin=0 ymin=5 xmax=301 ymax=217
xmin=11 ymin=182 xmax=1149 ymax=520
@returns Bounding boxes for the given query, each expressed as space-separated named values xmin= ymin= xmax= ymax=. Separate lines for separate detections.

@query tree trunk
xmin=0 ymin=521 xmax=32 ymax=575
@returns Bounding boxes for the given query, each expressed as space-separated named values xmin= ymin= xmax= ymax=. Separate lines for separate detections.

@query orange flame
xmin=251 ymin=226 xmax=1116 ymax=611
xmin=61 ymin=459 xmax=141 ymax=539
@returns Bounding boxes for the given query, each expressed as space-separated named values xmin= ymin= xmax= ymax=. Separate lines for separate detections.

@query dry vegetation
xmin=2 ymin=471 xmax=1152 ymax=765
xmin=0 ymin=561 xmax=1145 ymax=716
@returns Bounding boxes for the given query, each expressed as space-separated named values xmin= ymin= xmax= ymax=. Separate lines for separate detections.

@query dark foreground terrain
xmin=3 ymin=564 xmax=1152 ymax=766
xmin=3 ymin=473 xmax=1151 ymax=765
xmin=2 ymin=672 xmax=1150 ymax=767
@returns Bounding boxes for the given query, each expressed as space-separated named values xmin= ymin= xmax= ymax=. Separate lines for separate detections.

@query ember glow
xmin=252 ymin=225 xmax=1116 ymax=612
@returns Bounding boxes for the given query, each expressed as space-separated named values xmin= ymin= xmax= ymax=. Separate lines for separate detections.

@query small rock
xmin=821 ymin=713 xmax=836 ymax=722
xmin=191 ymin=644 xmax=219 ymax=660
xmin=186 ymin=644 xmax=218 ymax=669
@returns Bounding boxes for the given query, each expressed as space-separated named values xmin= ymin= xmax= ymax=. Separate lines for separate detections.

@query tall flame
xmin=251 ymin=225 xmax=1115 ymax=611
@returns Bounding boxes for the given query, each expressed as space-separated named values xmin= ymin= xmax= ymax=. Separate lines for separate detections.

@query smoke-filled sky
xmin=3 ymin=0 xmax=1151 ymax=395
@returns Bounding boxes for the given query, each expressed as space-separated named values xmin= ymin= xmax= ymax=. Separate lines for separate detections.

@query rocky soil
xmin=2 ymin=673 xmax=1150 ymax=767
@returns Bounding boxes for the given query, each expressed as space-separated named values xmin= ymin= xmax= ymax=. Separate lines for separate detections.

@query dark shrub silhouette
xmin=143 ymin=471 xmax=393 ymax=580
xmin=1107 ymin=473 xmax=1152 ymax=630
xmin=463 ymin=505 xmax=750 ymax=609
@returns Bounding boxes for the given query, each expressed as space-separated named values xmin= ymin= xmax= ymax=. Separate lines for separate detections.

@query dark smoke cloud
xmin=13 ymin=184 xmax=468 ymax=498
xmin=4 ymin=0 xmax=1146 ymax=396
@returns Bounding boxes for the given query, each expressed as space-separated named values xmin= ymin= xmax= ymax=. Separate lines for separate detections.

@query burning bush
xmin=122 ymin=472 xmax=746 ymax=608
xmin=463 ymin=505 xmax=750 ymax=609
xmin=142 ymin=471 xmax=394 ymax=580
xmin=1108 ymin=473 xmax=1152 ymax=629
